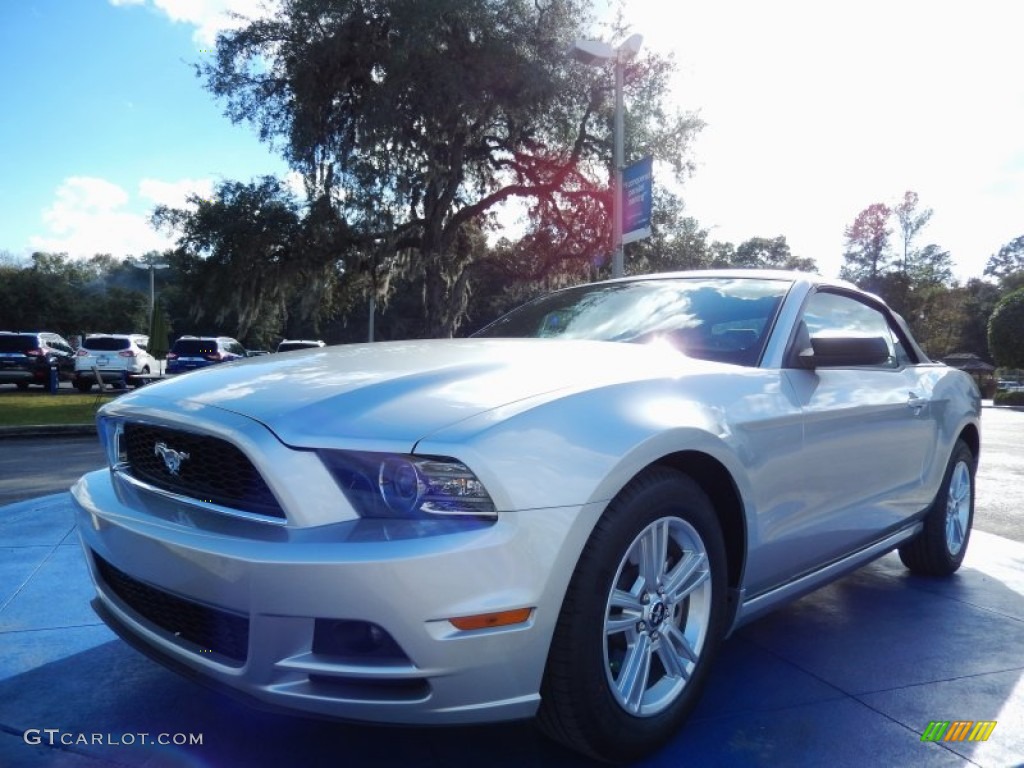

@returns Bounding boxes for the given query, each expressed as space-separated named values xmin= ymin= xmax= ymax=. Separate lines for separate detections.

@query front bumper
xmin=72 ymin=468 xmax=597 ymax=725
xmin=0 ymin=369 xmax=33 ymax=383
xmin=75 ymin=368 xmax=135 ymax=383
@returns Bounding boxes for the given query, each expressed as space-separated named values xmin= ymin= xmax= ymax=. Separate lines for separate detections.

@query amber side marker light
xmin=448 ymin=608 xmax=533 ymax=631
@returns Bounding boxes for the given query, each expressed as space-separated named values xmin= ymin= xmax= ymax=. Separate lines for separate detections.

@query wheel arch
xmin=958 ymin=422 xmax=980 ymax=464
xmin=650 ymin=451 xmax=747 ymax=614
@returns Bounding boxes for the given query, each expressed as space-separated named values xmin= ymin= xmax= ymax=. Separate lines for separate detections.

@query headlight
xmin=320 ymin=451 xmax=497 ymax=520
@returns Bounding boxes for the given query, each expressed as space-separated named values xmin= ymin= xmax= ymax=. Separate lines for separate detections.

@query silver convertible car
xmin=72 ymin=271 xmax=980 ymax=763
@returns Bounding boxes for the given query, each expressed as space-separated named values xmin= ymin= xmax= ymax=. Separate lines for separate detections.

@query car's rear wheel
xmin=15 ymin=382 xmax=29 ymax=391
xmin=898 ymin=439 xmax=975 ymax=576
xmin=132 ymin=366 xmax=150 ymax=388
xmin=537 ymin=467 xmax=728 ymax=763
xmin=75 ymin=381 xmax=92 ymax=393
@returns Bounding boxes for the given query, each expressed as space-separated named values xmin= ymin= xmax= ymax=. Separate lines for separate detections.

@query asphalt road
xmin=1 ymin=407 xmax=1021 ymax=541
xmin=974 ymin=406 xmax=1024 ymax=542
xmin=0 ymin=434 xmax=105 ymax=506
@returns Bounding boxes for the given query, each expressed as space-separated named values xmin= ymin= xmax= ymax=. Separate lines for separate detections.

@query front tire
xmin=537 ymin=467 xmax=728 ymax=763
xmin=898 ymin=439 xmax=975 ymax=577
xmin=75 ymin=380 xmax=92 ymax=393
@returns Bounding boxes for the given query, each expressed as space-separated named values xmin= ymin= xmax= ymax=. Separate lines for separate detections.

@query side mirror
xmin=798 ymin=335 xmax=891 ymax=369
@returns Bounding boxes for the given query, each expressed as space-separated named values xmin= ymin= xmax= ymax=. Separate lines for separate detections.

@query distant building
xmin=942 ymin=352 xmax=996 ymax=396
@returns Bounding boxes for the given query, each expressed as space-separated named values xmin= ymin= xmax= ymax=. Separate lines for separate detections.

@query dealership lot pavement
xmin=2 ymin=406 xmax=1024 ymax=766
xmin=2 ymin=492 xmax=1023 ymax=767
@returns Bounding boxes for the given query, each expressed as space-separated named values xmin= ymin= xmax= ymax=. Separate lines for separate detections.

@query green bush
xmin=993 ymin=390 xmax=1024 ymax=406
xmin=988 ymin=288 xmax=1024 ymax=369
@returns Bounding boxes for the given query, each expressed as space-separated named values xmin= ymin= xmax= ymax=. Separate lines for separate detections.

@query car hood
xmin=129 ymin=338 xmax=727 ymax=450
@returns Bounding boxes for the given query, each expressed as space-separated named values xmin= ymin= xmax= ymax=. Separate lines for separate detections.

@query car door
xmin=43 ymin=334 xmax=74 ymax=379
xmin=777 ymin=289 xmax=938 ymax=572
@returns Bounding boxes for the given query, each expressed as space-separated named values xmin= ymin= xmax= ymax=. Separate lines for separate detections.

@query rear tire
xmin=537 ymin=467 xmax=728 ymax=763
xmin=898 ymin=439 xmax=975 ymax=577
xmin=15 ymin=382 xmax=29 ymax=391
xmin=75 ymin=381 xmax=92 ymax=393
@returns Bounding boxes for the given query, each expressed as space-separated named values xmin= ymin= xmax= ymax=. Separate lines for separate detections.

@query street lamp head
xmin=571 ymin=38 xmax=615 ymax=66
xmin=618 ymin=33 xmax=643 ymax=61
xmin=571 ymin=35 xmax=643 ymax=66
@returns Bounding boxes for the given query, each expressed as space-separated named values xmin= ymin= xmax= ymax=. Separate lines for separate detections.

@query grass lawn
xmin=0 ymin=391 xmax=119 ymax=426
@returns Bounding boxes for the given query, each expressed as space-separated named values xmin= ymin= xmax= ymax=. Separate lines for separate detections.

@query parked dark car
xmin=0 ymin=331 xmax=76 ymax=389
xmin=166 ymin=336 xmax=248 ymax=374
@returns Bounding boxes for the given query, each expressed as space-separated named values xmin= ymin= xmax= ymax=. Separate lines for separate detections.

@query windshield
xmin=173 ymin=339 xmax=219 ymax=356
xmin=278 ymin=342 xmax=321 ymax=352
xmin=473 ymin=277 xmax=792 ymax=366
xmin=0 ymin=335 xmax=37 ymax=353
xmin=82 ymin=337 xmax=131 ymax=351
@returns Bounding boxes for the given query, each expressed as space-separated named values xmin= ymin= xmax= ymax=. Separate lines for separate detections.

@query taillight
xmin=204 ymin=352 xmax=223 ymax=361
xmin=76 ymin=349 xmax=89 ymax=356
xmin=118 ymin=350 xmax=135 ymax=357
xmin=166 ymin=352 xmax=178 ymax=360
xmin=25 ymin=348 xmax=43 ymax=357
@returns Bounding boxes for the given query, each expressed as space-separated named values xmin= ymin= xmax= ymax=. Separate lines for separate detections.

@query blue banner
xmin=622 ymin=156 xmax=653 ymax=244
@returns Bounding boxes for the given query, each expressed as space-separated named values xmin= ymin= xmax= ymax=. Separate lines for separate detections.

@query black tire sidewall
xmin=899 ymin=439 xmax=976 ymax=576
xmin=548 ymin=468 xmax=729 ymax=762
xmin=931 ymin=441 xmax=975 ymax=568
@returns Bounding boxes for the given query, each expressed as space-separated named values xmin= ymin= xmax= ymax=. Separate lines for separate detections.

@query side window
xmin=800 ymin=291 xmax=906 ymax=369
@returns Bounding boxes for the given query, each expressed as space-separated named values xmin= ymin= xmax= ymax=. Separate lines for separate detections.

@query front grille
xmin=122 ymin=423 xmax=284 ymax=518
xmin=93 ymin=552 xmax=249 ymax=664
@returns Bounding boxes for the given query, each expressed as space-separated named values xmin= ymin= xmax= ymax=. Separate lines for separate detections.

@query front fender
xmin=415 ymin=371 xmax=800 ymax=520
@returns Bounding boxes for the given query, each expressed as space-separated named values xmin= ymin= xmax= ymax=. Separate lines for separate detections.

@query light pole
xmin=131 ymin=261 xmax=170 ymax=329
xmin=571 ymin=34 xmax=643 ymax=279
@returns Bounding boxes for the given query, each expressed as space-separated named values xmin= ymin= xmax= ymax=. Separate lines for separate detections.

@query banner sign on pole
xmin=622 ymin=156 xmax=653 ymax=244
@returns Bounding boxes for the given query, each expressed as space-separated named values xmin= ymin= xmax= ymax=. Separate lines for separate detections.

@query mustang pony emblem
xmin=154 ymin=442 xmax=190 ymax=476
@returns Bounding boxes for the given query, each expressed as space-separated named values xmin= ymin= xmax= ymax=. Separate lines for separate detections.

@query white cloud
xmin=29 ymin=175 xmax=214 ymax=258
xmin=139 ymin=177 xmax=215 ymax=208
xmin=111 ymin=0 xmax=278 ymax=46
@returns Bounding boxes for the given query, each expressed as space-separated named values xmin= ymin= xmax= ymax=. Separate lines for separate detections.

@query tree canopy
xmin=984 ymin=235 xmax=1024 ymax=283
xmin=988 ymin=288 xmax=1024 ymax=369
xmin=200 ymin=0 xmax=702 ymax=336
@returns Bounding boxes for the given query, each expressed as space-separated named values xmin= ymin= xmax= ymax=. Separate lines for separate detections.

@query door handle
xmin=907 ymin=393 xmax=928 ymax=413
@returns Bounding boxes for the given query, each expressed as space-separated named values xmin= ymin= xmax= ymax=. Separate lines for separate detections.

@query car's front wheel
xmin=538 ymin=467 xmax=728 ymax=763
xmin=75 ymin=380 xmax=92 ymax=393
xmin=898 ymin=439 xmax=976 ymax=576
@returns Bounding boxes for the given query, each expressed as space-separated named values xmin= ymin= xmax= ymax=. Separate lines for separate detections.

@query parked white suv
xmin=73 ymin=334 xmax=156 ymax=391
xmin=277 ymin=339 xmax=326 ymax=352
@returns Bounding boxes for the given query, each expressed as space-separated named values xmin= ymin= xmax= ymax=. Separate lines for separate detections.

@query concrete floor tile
xmin=0 ymin=545 xmax=99 ymax=632
xmin=0 ymin=624 xmax=113 ymax=682
xmin=0 ymin=494 xmax=76 ymax=547
xmin=739 ymin=553 xmax=1024 ymax=695
xmin=860 ymin=669 xmax=1024 ymax=768
xmin=0 ymin=545 xmax=52 ymax=610
xmin=0 ymin=732 xmax=113 ymax=768
xmin=692 ymin=635 xmax=845 ymax=719
xmin=642 ymin=697 xmax=969 ymax=768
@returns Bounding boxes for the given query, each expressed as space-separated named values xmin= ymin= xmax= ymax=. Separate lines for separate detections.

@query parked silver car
xmin=72 ymin=271 xmax=980 ymax=762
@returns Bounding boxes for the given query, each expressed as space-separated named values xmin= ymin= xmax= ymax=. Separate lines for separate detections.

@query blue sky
xmin=0 ymin=0 xmax=287 ymax=261
xmin=2 ymin=0 xmax=1023 ymax=281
